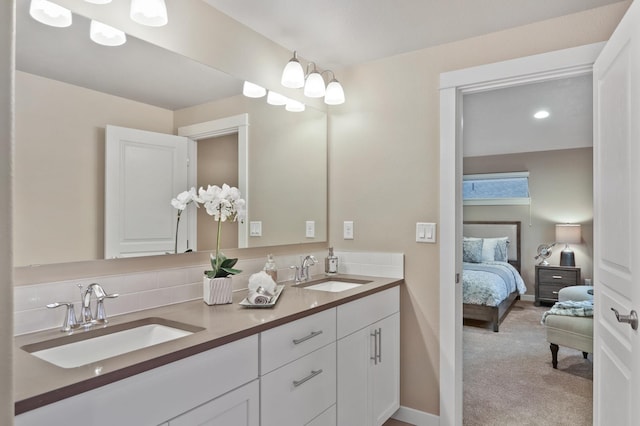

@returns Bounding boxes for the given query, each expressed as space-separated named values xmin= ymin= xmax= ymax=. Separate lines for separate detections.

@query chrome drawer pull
xmin=552 ymin=275 xmax=563 ymax=279
xmin=292 ymin=330 xmax=323 ymax=345
xmin=293 ymin=369 xmax=323 ymax=387
xmin=370 ymin=329 xmax=379 ymax=364
xmin=552 ymin=291 xmax=559 ymax=294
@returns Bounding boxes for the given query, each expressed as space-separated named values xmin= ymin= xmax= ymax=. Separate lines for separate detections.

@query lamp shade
xmin=242 ymin=81 xmax=266 ymax=98
xmin=266 ymin=91 xmax=287 ymax=106
xmin=324 ymin=78 xmax=345 ymax=105
xmin=555 ymin=224 xmax=581 ymax=244
xmin=29 ymin=0 xmax=72 ymax=28
xmin=130 ymin=0 xmax=168 ymax=27
xmin=90 ymin=20 xmax=127 ymax=46
xmin=304 ymin=71 xmax=326 ymax=98
xmin=281 ymin=52 xmax=305 ymax=89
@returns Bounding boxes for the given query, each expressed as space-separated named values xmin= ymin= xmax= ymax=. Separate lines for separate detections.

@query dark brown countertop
xmin=14 ymin=275 xmax=402 ymax=415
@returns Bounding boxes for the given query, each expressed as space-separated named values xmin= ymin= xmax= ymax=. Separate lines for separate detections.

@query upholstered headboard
xmin=463 ymin=221 xmax=521 ymax=272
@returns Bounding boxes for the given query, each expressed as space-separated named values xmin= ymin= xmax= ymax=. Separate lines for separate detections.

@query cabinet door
xmin=337 ymin=326 xmax=370 ymax=426
xmin=168 ymin=380 xmax=259 ymax=426
xmin=371 ymin=313 xmax=400 ymax=426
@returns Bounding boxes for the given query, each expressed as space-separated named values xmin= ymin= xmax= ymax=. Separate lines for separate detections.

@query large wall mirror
xmin=14 ymin=3 xmax=327 ymax=268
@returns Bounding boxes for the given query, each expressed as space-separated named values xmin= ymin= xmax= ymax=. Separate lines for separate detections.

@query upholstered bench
xmin=543 ymin=285 xmax=594 ymax=369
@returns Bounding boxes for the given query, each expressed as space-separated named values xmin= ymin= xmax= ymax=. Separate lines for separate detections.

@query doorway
xmin=438 ymin=42 xmax=604 ymax=425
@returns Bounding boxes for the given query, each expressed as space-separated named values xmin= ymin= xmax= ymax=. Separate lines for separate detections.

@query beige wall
xmin=464 ymin=148 xmax=594 ymax=293
xmin=329 ymin=3 xmax=628 ymax=415
xmin=14 ymin=72 xmax=174 ymax=266
xmin=1 ymin=1 xmax=13 ymax=423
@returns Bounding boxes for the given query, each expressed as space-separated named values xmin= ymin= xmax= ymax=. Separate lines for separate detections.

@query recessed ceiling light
xmin=534 ymin=110 xmax=550 ymax=119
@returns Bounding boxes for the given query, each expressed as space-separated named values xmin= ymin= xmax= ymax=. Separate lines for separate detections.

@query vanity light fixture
xmin=281 ymin=51 xmax=305 ymax=89
xmin=242 ymin=81 xmax=267 ymax=98
xmin=130 ymin=0 xmax=168 ymax=27
xmin=266 ymin=91 xmax=288 ymax=106
xmin=285 ymin=98 xmax=306 ymax=112
xmin=84 ymin=0 xmax=112 ymax=4
xmin=534 ymin=110 xmax=550 ymax=119
xmin=323 ymin=71 xmax=345 ymax=105
xmin=304 ymin=63 xmax=326 ymax=98
xmin=29 ymin=0 xmax=72 ymax=28
xmin=90 ymin=20 xmax=127 ymax=46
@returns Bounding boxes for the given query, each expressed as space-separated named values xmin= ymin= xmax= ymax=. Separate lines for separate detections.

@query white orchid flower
xmin=171 ymin=187 xmax=197 ymax=211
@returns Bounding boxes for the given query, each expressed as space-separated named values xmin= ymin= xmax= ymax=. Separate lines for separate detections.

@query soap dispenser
xmin=325 ymin=247 xmax=338 ymax=275
xmin=263 ymin=254 xmax=278 ymax=282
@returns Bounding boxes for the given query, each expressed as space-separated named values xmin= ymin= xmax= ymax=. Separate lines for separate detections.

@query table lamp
xmin=555 ymin=224 xmax=581 ymax=267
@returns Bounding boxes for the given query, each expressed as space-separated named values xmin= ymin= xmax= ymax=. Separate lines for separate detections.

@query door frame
xmin=438 ymin=42 xmax=603 ymax=426
xmin=178 ymin=113 xmax=249 ymax=248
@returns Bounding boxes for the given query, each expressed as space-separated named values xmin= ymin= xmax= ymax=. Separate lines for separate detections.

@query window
xmin=463 ymin=172 xmax=530 ymax=205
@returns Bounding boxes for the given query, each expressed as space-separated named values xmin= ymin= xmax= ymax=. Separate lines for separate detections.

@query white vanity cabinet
xmin=15 ymin=336 xmax=259 ymax=426
xmin=260 ymin=309 xmax=337 ymax=426
xmin=337 ymin=287 xmax=400 ymax=426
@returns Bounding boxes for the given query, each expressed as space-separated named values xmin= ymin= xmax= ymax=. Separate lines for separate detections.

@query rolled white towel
xmin=248 ymin=271 xmax=277 ymax=295
xmin=247 ymin=289 xmax=271 ymax=305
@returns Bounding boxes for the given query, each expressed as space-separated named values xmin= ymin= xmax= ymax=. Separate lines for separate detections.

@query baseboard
xmin=521 ymin=294 xmax=535 ymax=302
xmin=391 ymin=406 xmax=439 ymax=426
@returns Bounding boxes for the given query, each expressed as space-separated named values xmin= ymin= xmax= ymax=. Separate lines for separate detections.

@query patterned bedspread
xmin=463 ymin=261 xmax=527 ymax=307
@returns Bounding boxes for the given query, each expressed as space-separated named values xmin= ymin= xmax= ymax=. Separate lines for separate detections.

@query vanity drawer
xmin=337 ymin=286 xmax=399 ymax=338
xmin=261 ymin=308 xmax=336 ymax=374
xmin=261 ymin=343 xmax=336 ymax=426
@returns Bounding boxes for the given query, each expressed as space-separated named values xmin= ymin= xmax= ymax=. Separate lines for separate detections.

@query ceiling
xmin=203 ymin=0 xmax=622 ymax=70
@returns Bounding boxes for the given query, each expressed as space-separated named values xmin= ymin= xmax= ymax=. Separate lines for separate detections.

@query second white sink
xmin=303 ymin=281 xmax=364 ymax=293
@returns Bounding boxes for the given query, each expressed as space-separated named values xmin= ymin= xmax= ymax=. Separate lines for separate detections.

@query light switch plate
xmin=250 ymin=221 xmax=262 ymax=237
xmin=344 ymin=221 xmax=354 ymax=240
xmin=305 ymin=221 xmax=315 ymax=238
xmin=416 ymin=222 xmax=436 ymax=243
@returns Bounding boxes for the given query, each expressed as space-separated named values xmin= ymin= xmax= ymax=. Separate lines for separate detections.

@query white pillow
xmin=481 ymin=237 xmax=509 ymax=262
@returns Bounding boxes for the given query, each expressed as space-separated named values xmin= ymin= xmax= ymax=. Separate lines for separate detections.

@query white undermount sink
xmin=22 ymin=318 xmax=203 ymax=369
xmin=301 ymin=278 xmax=372 ymax=293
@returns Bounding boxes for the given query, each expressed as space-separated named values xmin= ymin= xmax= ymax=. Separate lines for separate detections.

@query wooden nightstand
xmin=535 ymin=265 xmax=582 ymax=306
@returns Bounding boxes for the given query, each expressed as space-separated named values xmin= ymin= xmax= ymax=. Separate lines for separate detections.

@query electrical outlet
xmin=306 ymin=221 xmax=315 ymax=238
xmin=343 ymin=221 xmax=354 ymax=239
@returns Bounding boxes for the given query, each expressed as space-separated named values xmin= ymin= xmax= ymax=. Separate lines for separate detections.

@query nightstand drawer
xmin=538 ymin=283 xmax=567 ymax=300
xmin=538 ymin=269 xmax=579 ymax=285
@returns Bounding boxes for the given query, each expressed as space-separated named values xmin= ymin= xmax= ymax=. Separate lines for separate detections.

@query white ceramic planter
xmin=203 ymin=276 xmax=233 ymax=305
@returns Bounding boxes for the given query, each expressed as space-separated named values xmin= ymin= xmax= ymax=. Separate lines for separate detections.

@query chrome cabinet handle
xmin=370 ymin=329 xmax=379 ymax=364
xmin=611 ymin=307 xmax=638 ymax=331
xmin=377 ymin=327 xmax=383 ymax=363
xmin=292 ymin=330 xmax=323 ymax=345
xmin=552 ymin=275 xmax=563 ymax=279
xmin=293 ymin=369 xmax=323 ymax=387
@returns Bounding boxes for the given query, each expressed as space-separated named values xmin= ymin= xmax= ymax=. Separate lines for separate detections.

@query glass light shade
xmin=130 ymin=0 xmax=168 ymax=27
xmin=304 ymin=71 xmax=326 ymax=98
xmin=29 ymin=0 xmax=72 ymax=28
xmin=285 ymin=99 xmax=305 ymax=112
xmin=90 ymin=20 xmax=127 ymax=46
xmin=85 ymin=0 xmax=112 ymax=4
xmin=555 ymin=224 xmax=581 ymax=244
xmin=266 ymin=91 xmax=287 ymax=106
xmin=242 ymin=81 xmax=266 ymax=98
xmin=324 ymin=79 xmax=345 ymax=105
xmin=281 ymin=56 xmax=305 ymax=89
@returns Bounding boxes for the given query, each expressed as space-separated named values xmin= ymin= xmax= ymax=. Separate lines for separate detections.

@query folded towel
xmin=248 ymin=271 xmax=277 ymax=295
xmin=247 ymin=289 xmax=271 ymax=305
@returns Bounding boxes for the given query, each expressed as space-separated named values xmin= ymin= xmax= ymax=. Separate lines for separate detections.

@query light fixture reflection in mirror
xmin=29 ymin=0 xmax=72 ymax=28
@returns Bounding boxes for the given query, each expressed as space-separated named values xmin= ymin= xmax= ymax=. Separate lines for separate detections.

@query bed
xmin=463 ymin=221 xmax=527 ymax=332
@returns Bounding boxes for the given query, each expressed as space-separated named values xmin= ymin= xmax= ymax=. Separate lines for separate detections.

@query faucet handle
xmin=46 ymin=302 xmax=78 ymax=332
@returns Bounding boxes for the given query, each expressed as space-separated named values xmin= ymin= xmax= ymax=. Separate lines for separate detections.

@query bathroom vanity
xmin=14 ymin=275 xmax=401 ymax=426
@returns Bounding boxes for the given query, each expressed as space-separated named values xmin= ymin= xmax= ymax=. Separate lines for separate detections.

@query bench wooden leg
xmin=550 ymin=343 xmax=559 ymax=369
xmin=583 ymin=352 xmax=588 ymax=359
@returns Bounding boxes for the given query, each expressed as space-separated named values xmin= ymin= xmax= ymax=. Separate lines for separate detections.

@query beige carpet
xmin=463 ymin=300 xmax=592 ymax=426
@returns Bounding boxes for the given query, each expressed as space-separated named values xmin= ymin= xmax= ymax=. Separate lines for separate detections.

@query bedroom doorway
xmin=439 ymin=42 xmax=603 ymax=425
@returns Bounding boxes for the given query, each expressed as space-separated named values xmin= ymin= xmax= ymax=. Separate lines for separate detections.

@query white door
xmin=105 ymin=125 xmax=190 ymax=259
xmin=593 ymin=1 xmax=640 ymax=424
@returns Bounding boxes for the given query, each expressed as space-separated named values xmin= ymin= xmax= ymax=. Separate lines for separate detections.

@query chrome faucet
xmin=47 ymin=283 xmax=119 ymax=332
xmin=290 ymin=255 xmax=318 ymax=284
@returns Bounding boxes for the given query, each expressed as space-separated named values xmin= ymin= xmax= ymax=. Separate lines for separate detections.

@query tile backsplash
xmin=14 ymin=250 xmax=404 ymax=335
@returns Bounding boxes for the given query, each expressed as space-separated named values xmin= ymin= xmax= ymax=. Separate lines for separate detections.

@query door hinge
xmin=456 ymin=273 xmax=460 ymax=284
